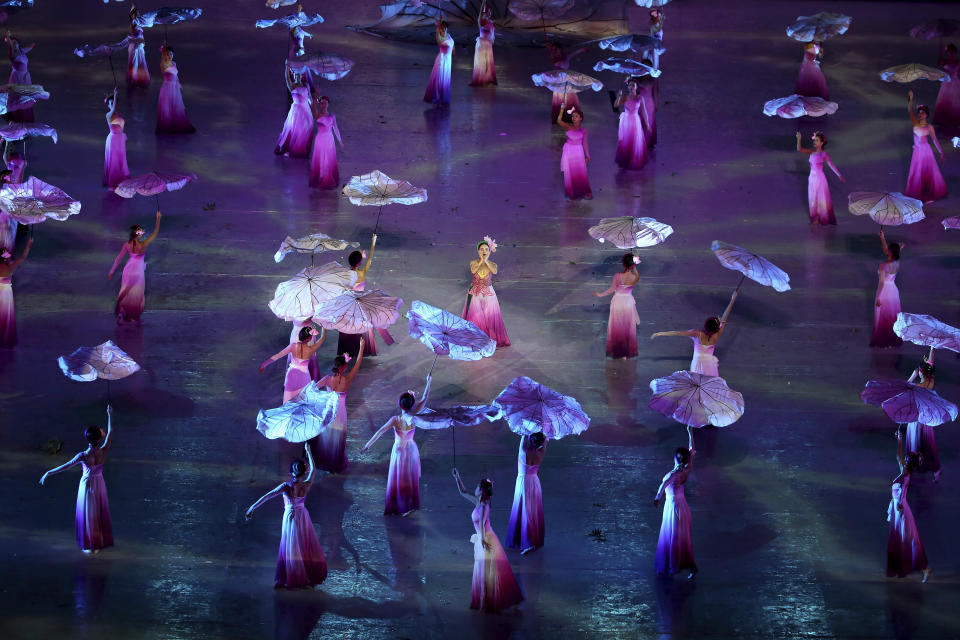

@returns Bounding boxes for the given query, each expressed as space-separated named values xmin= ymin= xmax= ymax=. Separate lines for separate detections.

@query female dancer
xmin=103 ymin=87 xmax=131 ymax=189
xmin=156 ymin=43 xmax=196 ymax=134
xmin=469 ymin=1 xmax=496 ymax=87
xmin=337 ymin=234 xmax=386 ymax=359
xmin=0 ymin=144 xmax=22 ymax=252
xmin=613 ymin=79 xmax=648 ymax=170
xmin=40 ymin=406 xmax=115 ymax=553
xmin=933 ymin=44 xmax=960 ymax=128
xmin=556 ymin=104 xmax=592 ymax=200
xmin=245 ymin=444 xmax=327 ymax=589
xmin=650 ymin=291 xmax=738 ymax=376
xmin=649 ymin=9 xmax=664 ymax=40
xmin=506 ymin=432 xmax=546 ymax=555
xmin=906 ymin=351 xmax=941 ymax=481
xmin=463 ymin=236 xmax=510 ymax=348
xmin=308 ymin=95 xmax=344 ymax=189
xmin=275 ymin=70 xmax=314 ymax=157
xmin=888 ymin=429 xmax=931 ymax=582
xmin=905 ymin=90 xmax=946 ymax=202
xmin=361 ymin=375 xmax=432 ymax=516
xmin=288 ymin=25 xmax=311 ymax=59
xmin=654 ymin=426 xmax=697 ymax=578
xmin=4 ymin=142 xmax=25 ymax=183
xmin=424 ymin=21 xmax=454 ymax=105
xmin=5 ymin=31 xmax=35 ymax=122
xmin=594 ymin=254 xmax=640 ymax=359
xmin=259 ymin=326 xmax=327 ymax=403
xmin=870 ymin=230 xmax=903 ymax=348
xmin=452 ymin=469 xmax=524 ymax=612
xmin=795 ymin=42 xmax=828 ymax=99
xmin=796 ymin=131 xmax=845 ymax=225
xmin=546 ymin=43 xmax=587 ymax=122
xmin=315 ymin=339 xmax=365 ymax=474
xmin=108 ymin=211 xmax=161 ymax=325
xmin=0 ymin=236 xmax=31 ymax=347
xmin=127 ymin=7 xmax=150 ymax=87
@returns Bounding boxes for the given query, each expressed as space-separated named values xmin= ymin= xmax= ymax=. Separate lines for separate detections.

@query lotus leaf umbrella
xmin=634 ymin=0 xmax=671 ymax=7
xmin=0 ymin=177 xmax=81 ymax=224
xmin=954 ymin=136 xmax=960 ymax=149
xmin=943 ymin=216 xmax=960 ymax=229
xmin=597 ymin=33 xmax=665 ymax=68
xmin=57 ymin=340 xmax=141 ymax=402
xmin=0 ymin=0 xmax=32 ymax=6
xmin=880 ymin=64 xmax=949 ymax=83
xmin=406 ymin=300 xmax=496 ymax=372
xmin=593 ymin=58 xmax=661 ymax=78
xmin=0 ymin=122 xmax=56 ymax=144
xmin=710 ymin=240 xmax=791 ymax=293
xmin=493 ymin=376 xmax=590 ymax=440
xmin=0 ymin=84 xmax=49 ymax=116
xmin=256 ymin=10 xmax=324 ymax=29
xmin=763 ymin=94 xmax=837 ymax=119
xmin=894 ymin=313 xmax=960 ymax=354
xmin=114 ymin=172 xmax=197 ymax=209
xmin=509 ymin=0 xmax=574 ymax=36
xmin=267 ymin=0 xmax=299 ymax=7
xmin=410 ymin=404 xmax=503 ymax=430
xmin=286 ymin=53 xmax=355 ymax=82
xmin=531 ymin=69 xmax=603 ymax=94
xmin=135 ymin=7 xmax=202 ymax=27
xmin=786 ymin=12 xmax=851 ymax=42
xmin=256 ymin=381 xmax=340 ymax=442
xmin=342 ymin=170 xmax=428 ymax=233
xmin=74 ymin=36 xmax=135 ymax=84
xmin=588 ymin=216 xmax=673 ymax=251
xmin=268 ymin=262 xmax=357 ymax=323
xmin=910 ymin=19 xmax=960 ymax=40
xmin=649 ymin=371 xmax=744 ymax=428
xmin=861 ymin=379 xmax=957 ymax=426
xmin=274 ymin=233 xmax=360 ymax=264
xmin=313 ymin=289 xmax=403 ymax=335
xmin=847 ymin=191 xmax=924 ymax=227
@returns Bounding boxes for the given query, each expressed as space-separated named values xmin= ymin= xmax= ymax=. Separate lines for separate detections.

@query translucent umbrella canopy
xmin=58 ymin=340 xmax=141 ymax=382
xmin=634 ymin=0 xmax=671 ymax=7
xmin=314 ymin=289 xmax=403 ymax=334
xmin=0 ymin=177 xmax=81 ymax=224
xmin=588 ymin=216 xmax=673 ymax=250
xmin=268 ymin=262 xmax=358 ymax=323
xmin=256 ymin=382 xmax=340 ymax=442
xmin=274 ymin=233 xmax=359 ymax=263
xmin=493 ymin=376 xmax=590 ymax=440
xmin=763 ymin=94 xmax=837 ymax=118
xmin=786 ymin=12 xmax=851 ymax=42
xmin=648 ymin=370 xmax=744 ymax=428
xmin=710 ymin=240 xmax=791 ymax=292
xmin=861 ymin=379 xmax=957 ymax=426
xmin=135 ymin=7 xmax=203 ymax=28
xmin=0 ymin=122 xmax=57 ymax=143
xmin=893 ymin=313 xmax=960 ymax=353
xmin=266 ymin=0 xmax=299 ymax=8
xmin=74 ymin=37 xmax=134 ymax=58
xmin=410 ymin=404 xmax=504 ymax=430
xmin=593 ymin=58 xmax=660 ymax=77
xmin=342 ymin=170 xmax=428 ymax=207
xmin=531 ymin=70 xmax=603 ymax=93
xmin=0 ymin=84 xmax=50 ymax=115
xmin=943 ymin=216 xmax=960 ymax=230
xmin=597 ymin=34 xmax=666 ymax=57
xmin=256 ymin=10 xmax=324 ymax=29
xmin=114 ymin=172 xmax=197 ymax=198
xmin=910 ymin=19 xmax=960 ymax=40
xmin=880 ymin=64 xmax=949 ymax=83
xmin=508 ymin=0 xmax=574 ymax=22
xmin=286 ymin=54 xmax=354 ymax=81
xmin=847 ymin=192 xmax=924 ymax=226
xmin=406 ymin=300 xmax=496 ymax=361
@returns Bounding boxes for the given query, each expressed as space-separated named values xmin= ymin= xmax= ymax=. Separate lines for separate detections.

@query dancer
xmin=594 ymin=254 xmax=641 ymax=359
xmin=546 ymin=43 xmax=587 ymax=122
xmin=653 ymin=426 xmax=697 ymax=578
xmin=556 ymin=104 xmax=592 ymax=200
xmin=308 ymin=94 xmax=343 ymax=189
xmin=637 ymin=64 xmax=658 ymax=148
xmin=259 ymin=326 xmax=326 ymax=403
xmin=452 ymin=469 xmax=524 ymax=613
xmin=4 ymin=142 xmax=25 ymax=183
xmin=0 ymin=236 xmax=31 ymax=347
xmin=127 ymin=7 xmax=150 ymax=87
xmin=506 ymin=432 xmax=546 ymax=554
xmin=5 ymin=31 xmax=35 ymax=122
xmin=275 ymin=70 xmax=314 ymax=157
xmin=337 ymin=234 xmax=387 ymax=359
xmin=245 ymin=444 xmax=328 ymax=589
xmin=795 ymin=42 xmax=828 ymax=99
xmin=463 ymin=236 xmax=510 ymax=348
xmin=613 ymin=79 xmax=648 ymax=170
xmin=469 ymin=1 xmax=497 ymax=87
xmin=649 ymin=9 xmax=665 ymax=40
xmin=423 ymin=21 xmax=454 ymax=105
xmin=156 ymin=43 xmax=196 ymax=134
xmin=0 ymin=143 xmax=23 ymax=251
xmin=796 ymin=131 xmax=845 ymax=225
xmin=39 ymin=405 xmax=115 ymax=553
xmin=870 ymin=230 xmax=903 ymax=348
xmin=906 ymin=351 xmax=941 ymax=481
xmin=905 ymin=91 xmax=946 ymax=202
xmin=103 ymin=87 xmax=131 ymax=189
xmin=288 ymin=25 xmax=311 ymax=59
xmin=108 ymin=211 xmax=161 ymax=325
xmin=287 ymin=318 xmax=321 ymax=381
xmin=888 ymin=429 xmax=931 ymax=582
xmin=361 ymin=375 xmax=432 ymax=516
xmin=315 ymin=339 xmax=365 ymax=474
xmin=933 ymin=44 xmax=960 ymax=128
xmin=650 ymin=291 xmax=738 ymax=376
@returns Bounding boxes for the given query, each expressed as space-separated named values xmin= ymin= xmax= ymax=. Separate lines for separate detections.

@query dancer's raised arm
xmin=141 ymin=211 xmax=162 ymax=248
xmin=303 ymin=443 xmax=315 ymax=483
xmin=452 ymin=468 xmax=479 ymax=506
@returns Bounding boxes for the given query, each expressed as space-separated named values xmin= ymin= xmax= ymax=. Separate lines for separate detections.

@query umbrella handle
xmin=155 ymin=194 xmax=160 ymax=212
xmin=428 ymin=352 xmax=439 ymax=377
xmin=452 ymin=423 xmax=456 ymax=467
xmin=373 ymin=205 xmax=383 ymax=235
xmin=108 ymin=54 xmax=117 ymax=86
xmin=106 ymin=379 xmax=111 ymax=405
xmin=734 ymin=273 xmax=746 ymax=293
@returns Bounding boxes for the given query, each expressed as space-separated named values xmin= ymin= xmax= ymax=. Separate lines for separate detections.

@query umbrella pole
xmin=428 ymin=353 xmax=439 ymax=377
xmin=106 ymin=379 xmax=111 ymax=405
xmin=452 ymin=424 xmax=456 ymax=467
xmin=108 ymin=55 xmax=117 ymax=86
xmin=734 ymin=273 xmax=746 ymax=293
xmin=373 ymin=205 xmax=383 ymax=235
xmin=155 ymin=194 xmax=160 ymax=212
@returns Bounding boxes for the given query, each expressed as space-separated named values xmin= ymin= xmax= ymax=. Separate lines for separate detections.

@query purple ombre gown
xmin=7 ymin=48 xmax=33 ymax=122
xmin=904 ymin=126 xmax=947 ymax=202
xmin=615 ymin=97 xmax=648 ymax=170
xmin=463 ymin=271 xmax=510 ymax=348
xmin=287 ymin=321 xmax=320 ymax=382
xmin=275 ymin=86 xmax=314 ymax=157
xmin=470 ymin=20 xmax=496 ymax=86
xmin=103 ymin=115 xmax=130 ymax=189
xmin=602 ymin=272 xmax=640 ymax=358
xmin=637 ymin=77 xmax=657 ymax=147
xmin=934 ymin=60 xmax=960 ymax=127
xmin=506 ymin=436 xmax=545 ymax=550
xmin=115 ymin=250 xmax=146 ymax=323
xmin=384 ymin=426 xmax=420 ymax=515
xmin=0 ymin=276 xmax=14 ymax=347
xmin=887 ymin=475 xmax=927 ymax=578
xmin=75 ymin=455 xmax=114 ymax=552
xmin=795 ymin=44 xmax=828 ymax=99
xmin=906 ymin=422 xmax=940 ymax=475
xmin=560 ymin=128 xmax=592 ymax=200
xmin=156 ymin=62 xmax=196 ymax=134
xmin=0 ymin=154 xmax=25 ymax=257
xmin=870 ymin=261 xmax=902 ymax=348
xmin=283 ymin=352 xmax=312 ymax=403
xmin=690 ymin=335 xmax=718 ymax=376
xmin=470 ymin=501 xmax=524 ymax=612
xmin=316 ymin=376 xmax=348 ymax=473
xmin=424 ymin=33 xmax=454 ymax=105
xmin=275 ymin=481 xmax=327 ymax=589
xmin=655 ymin=454 xmax=696 ymax=576
xmin=126 ymin=27 xmax=150 ymax=87
xmin=308 ymin=113 xmax=341 ymax=189
xmin=807 ymin=151 xmax=838 ymax=225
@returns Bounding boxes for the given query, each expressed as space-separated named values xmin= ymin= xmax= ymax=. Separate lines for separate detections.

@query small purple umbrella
xmin=649 ymin=370 xmax=744 ymax=428
xmin=114 ymin=172 xmax=197 ymax=209
xmin=493 ymin=376 xmax=590 ymax=440
xmin=861 ymin=379 xmax=957 ymax=426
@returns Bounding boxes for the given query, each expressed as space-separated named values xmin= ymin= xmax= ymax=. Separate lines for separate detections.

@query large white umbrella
xmin=847 ymin=191 xmax=924 ymax=227
xmin=862 ymin=379 xmax=957 ymax=426
xmin=786 ymin=12 xmax=851 ymax=42
xmin=256 ymin=382 xmax=340 ymax=442
xmin=711 ymin=240 xmax=791 ymax=292
xmin=493 ymin=376 xmax=590 ymax=440
xmin=588 ymin=216 xmax=673 ymax=250
xmin=880 ymin=64 xmax=950 ymax=83
xmin=763 ymin=94 xmax=838 ymax=119
xmin=313 ymin=289 xmax=403 ymax=335
xmin=0 ymin=177 xmax=81 ymax=224
xmin=649 ymin=370 xmax=744 ymax=428
xmin=268 ymin=262 xmax=357 ymax=323
xmin=57 ymin=340 xmax=141 ymax=402
xmin=274 ymin=233 xmax=359 ymax=264
xmin=894 ymin=313 xmax=960 ymax=353
xmin=593 ymin=58 xmax=661 ymax=78
xmin=342 ymin=170 xmax=427 ymax=233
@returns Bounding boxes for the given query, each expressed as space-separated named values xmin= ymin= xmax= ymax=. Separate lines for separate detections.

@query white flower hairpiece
xmin=341 ymin=353 xmax=352 ymax=363
xmin=482 ymin=235 xmax=498 ymax=252
xmin=633 ymin=255 xmax=641 ymax=264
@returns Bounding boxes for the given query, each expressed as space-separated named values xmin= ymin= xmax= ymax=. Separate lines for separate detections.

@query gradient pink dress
xmin=126 ymin=28 xmax=150 ymax=87
xmin=275 ymin=481 xmax=327 ymax=589
xmin=308 ymin=114 xmax=341 ymax=189
xmin=7 ymin=50 xmax=33 ymax=122
xmin=603 ymin=272 xmax=640 ymax=358
xmin=103 ymin=115 xmax=130 ymax=189
xmin=463 ymin=270 xmax=510 ymax=348
xmin=115 ymin=248 xmax=146 ymax=323
xmin=795 ymin=44 xmax=828 ymax=99
xmin=561 ymin=128 xmax=592 ymax=200
xmin=934 ymin=60 xmax=960 ymax=127
xmin=906 ymin=422 xmax=940 ymax=475
xmin=5 ymin=153 xmax=25 ymax=183
xmin=0 ymin=155 xmax=24 ymax=253
xmin=470 ymin=501 xmax=524 ymax=612
xmin=287 ymin=322 xmax=320 ymax=382
xmin=470 ymin=20 xmax=496 ymax=86
xmin=156 ymin=62 xmax=196 ymax=134
xmin=904 ymin=126 xmax=946 ymax=202
xmin=655 ymin=456 xmax=696 ymax=576
xmin=384 ymin=426 xmax=420 ymax=515
xmin=615 ymin=97 xmax=648 ymax=170
xmin=506 ymin=436 xmax=545 ymax=550
xmin=75 ymin=455 xmax=114 ymax=552
xmin=887 ymin=476 xmax=927 ymax=578
xmin=283 ymin=351 xmax=312 ymax=403
xmin=638 ymin=77 xmax=657 ymax=147
xmin=316 ymin=376 xmax=348 ymax=473
xmin=690 ymin=335 xmax=718 ymax=376
xmin=275 ymin=86 xmax=314 ymax=157
xmin=0 ymin=276 xmax=14 ymax=347
xmin=807 ymin=151 xmax=838 ymax=225
xmin=871 ymin=261 xmax=902 ymax=348
xmin=424 ymin=33 xmax=454 ymax=105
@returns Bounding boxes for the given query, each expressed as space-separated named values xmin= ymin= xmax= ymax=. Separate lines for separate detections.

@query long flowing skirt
xmin=506 ymin=472 xmax=544 ymax=550
xmin=75 ymin=474 xmax=113 ymax=551
xmin=308 ymin=129 xmax=339 ymax=189
xmin=0 ymin=210 xmax=16 ymax=250
xmin=551 ymin=91 xmax=580 ymax=122
xmin=463 ymin=292 xmax=510 ymax=348
xmin=655 ymin=493 xmax=696 ymax=575
xmin=807 ymin=166 xmax=836 ymax=224
xmin=639 ymin=91 xmax=656 ymax=147
xmin=471 ymin=529 xmax=524 ymax=612
xmin=615 ymin=110 xmax=647 ymax=170
xmin=156 ymin=77 xmax=196 ymax=134
xmin=690 ymin=350 xmax=719 ymax=376
xmin=127 ymin=44 xmax=150 ymax=87
xmin=905 ymin=143 xmax=947 ymax=202
xmin=606 ymin=291 xmax=639 ymax=358
xmin=103 ymin=131 xmax=130 ymax=188
xmin=385 ymin=439 xmax=421 ymax=515
xmin=0 ymin=282 xmax=14 ymax=347
xmin=870 ymin=282 xmax=902 ymax=347
xmin=934 ymin=78 xmax=960 ymax=127
xmin=887 ymin=500 xmax=927 ymax=578
xmin=7 ymin=68 xmax=33 ymax=122
xmin=906 ymin=422 xmax=940 ymax=473
xmin=115 ymin=256 xmax=145 ymax=323
xmin=560 ymin=141 xmax=592 ymax=200
xmin=470 ymin=37 xmax=497 ymax=86
xmin=423 ymin=52 xmax=452 ymax=105
xmin=276 ymin=504 xmax=327 ymax=588
xmin=795 ymin=60 xmax=829 ymax=99
xmin=275 ymin=103 xmax=314 ymax=157
xmin=316 ymin=394 xmax=348 ymax=473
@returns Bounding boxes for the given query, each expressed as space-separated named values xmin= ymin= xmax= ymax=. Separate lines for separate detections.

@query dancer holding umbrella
xmin=259 ymin=326 xmax=327 ymax=403
xmin=888 ymin=429 xmax=931 ymax=582
xmin=103 ymin=87 xmax=130 ymax=189
xmin=795 ymin=130 xmax=845 ymax=225
xmin=905 ymin=351 xmax=942 ymax=480
xmin=650 ymin=291 xmax=738 ymax=376
xmin=127 ymin=7 xmax=150 ymax=87
xmin=156 ymin=42 xmax=196 ymax=134
xmin=0 ymin=235 xmax=30 ymax=347
xmin=108 ymin=210 xmax=161 ymax=325
xmin=653 ymin=426 xmax=697 ymax=578
xmin=870 ymin=230 xmax=903 ymax=347
xmin=314 ymin=337 xmax=365 ymax=474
